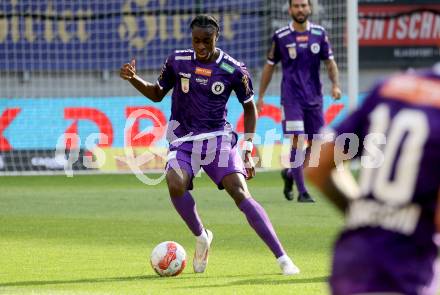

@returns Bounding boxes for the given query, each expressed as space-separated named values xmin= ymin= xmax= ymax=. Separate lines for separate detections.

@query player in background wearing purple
xmin=306 ymin=64 xmax=440 ymax=294
xmin=120 ymin=15 xmax=299 ymax=275
xmin=257 ymin=0 xmax=341 ymax=202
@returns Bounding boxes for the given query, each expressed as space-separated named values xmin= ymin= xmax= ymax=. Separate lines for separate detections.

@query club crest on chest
xmin=286 ymin=44 xmax=297 ymax=59
xmin=212 ymin=81 xmax=225 ymax=95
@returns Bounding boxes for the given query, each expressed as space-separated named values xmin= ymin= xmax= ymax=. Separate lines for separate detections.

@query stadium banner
xmin=94 ymin=145 xmax=291 ymax=172
xmin=358 ymin=0 xmax=440 ymax=67
xmin=0 ymin=95 xmax=351 ymax=171
xmin=0 ymin=0 xmax=267 ymax=71
xmin=0 ymin=149 xmax=92 ymax=171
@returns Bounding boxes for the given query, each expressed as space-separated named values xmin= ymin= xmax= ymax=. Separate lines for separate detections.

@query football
xmin=150 ymin=241 xmax=187 ymax=277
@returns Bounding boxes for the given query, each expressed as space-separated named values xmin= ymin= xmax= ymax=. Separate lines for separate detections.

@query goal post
xmin=347 ymin=0 xmax=359 ymax=112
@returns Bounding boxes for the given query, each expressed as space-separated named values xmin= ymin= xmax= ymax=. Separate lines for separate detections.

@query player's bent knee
xmin=221 ymin=173 xmax=251 ymax=204
xmin=226 ymin=185 xmax=250 ymax=204
xmin=168 ymin=183 xmax=186 ymax=197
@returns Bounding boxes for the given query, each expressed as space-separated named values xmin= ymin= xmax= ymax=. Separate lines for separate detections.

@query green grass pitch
xmin=0 ymin=171 xmax=343 ymax=294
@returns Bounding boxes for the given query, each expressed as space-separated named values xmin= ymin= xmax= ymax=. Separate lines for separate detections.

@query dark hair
xmin=190 ymin=14 xmax=220 ymax=35
xmin=288 ymin=0 xmax=312 ymax=6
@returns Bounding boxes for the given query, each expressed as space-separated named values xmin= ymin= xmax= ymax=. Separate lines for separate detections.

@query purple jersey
xmin=268 ymin=22 xmax=334 ymax=108
xmin=157 ymin=48 xmax=254 ymax=143
xmin=330 ymin=66 xmax=440 ymax=294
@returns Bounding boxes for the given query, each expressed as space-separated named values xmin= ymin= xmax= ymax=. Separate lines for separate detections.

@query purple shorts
xmin=330 ymin=229 xmax=438 ymax=295
xmin=281 ymin=103 xmax=324 ymax=140
xmin=166 ymin=133 xmax=246 ymax=190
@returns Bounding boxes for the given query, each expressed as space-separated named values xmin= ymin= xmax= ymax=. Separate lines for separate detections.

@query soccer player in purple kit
xmin=120 ymin=15 xmax=299 ymax=275
xmin=257 ymin=0 xmax=341 ymax=202
xmin=306 ymin=64 xmax=440 ymax=295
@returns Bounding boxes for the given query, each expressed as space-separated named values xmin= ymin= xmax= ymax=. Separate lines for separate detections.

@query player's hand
xmin=332 ymin=85 xmax=342 ymax=100
xmin=244 ymin=151 xmax=256 ymax=180
xmin=256 ymin=98 xmax=264 ymax=114
xmin=120 ymin=58 xmax=136 ymax=80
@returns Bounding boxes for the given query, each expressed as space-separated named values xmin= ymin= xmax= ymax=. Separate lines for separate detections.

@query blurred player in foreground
xmin=120 ymin=14 xmax=299 ymax=275
xmin=306 ymin=64 xmax=440 ymax=294
xmin=257 ymin=0 xmax=341 ymax=202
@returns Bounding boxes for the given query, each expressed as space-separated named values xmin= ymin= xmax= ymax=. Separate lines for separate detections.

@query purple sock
xmin=170 ymin=191 xmax=203 ymax=236
xmin=290 ymin=148 xmax=307 ymax=194
xmin=239 ymin=198 xmax=285 ymax=258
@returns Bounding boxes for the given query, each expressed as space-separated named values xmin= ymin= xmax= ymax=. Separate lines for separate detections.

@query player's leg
xmin=296 ymin=107 xmax=326 ymax=202
xmin=303 ymin=106 xmax=325 ymax=168
xmin=166 ymin=148 xmax=213 ymax=273
xmin=289 ymin=134 xmax=312 ymax=202
xmin=202 ymin=137 xmax=299 ymax=275
xmin=220 ymin=173 xmax=299 ymax=275
xmin=281 ymin=104 xmax=310 ymax=202
xmin=166 ymin=168 xmax=204 ymax=236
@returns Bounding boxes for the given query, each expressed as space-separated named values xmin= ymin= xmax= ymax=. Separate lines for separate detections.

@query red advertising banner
xmin=359 ymin=5 xmax=440 ymax=46
xmin=358 ymin=1 xmax=440 ymax=68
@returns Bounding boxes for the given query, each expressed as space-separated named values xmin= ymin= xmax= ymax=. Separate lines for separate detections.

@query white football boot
xmin=193 ymin=229 xmax=214 ymax=273
xmin=277 ymin=254 xmax=300 ymax=275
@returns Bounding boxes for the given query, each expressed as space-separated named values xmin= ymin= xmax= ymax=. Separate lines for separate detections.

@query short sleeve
xmin=234 ymin=64 xmax=254 ymax=104
xmin=267 ymin=34 xmax=281 ymax=65
xmin=320 ymin=30 xmax=334 ymax=61
xmin=156 ymin=55 xmax=175 ymax=92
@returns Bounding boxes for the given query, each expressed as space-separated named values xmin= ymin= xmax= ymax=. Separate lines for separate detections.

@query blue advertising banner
xmin=0 ymin=95 xmax=350 ymax=151
xmin=0 ymin=0 xmax=268 ymax=71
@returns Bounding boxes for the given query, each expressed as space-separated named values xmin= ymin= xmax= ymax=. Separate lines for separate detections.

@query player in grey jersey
xmin=120 ymin=14 xmax=299 ymax=275
xmin=306 ymin=64 xmax=440 ymax=295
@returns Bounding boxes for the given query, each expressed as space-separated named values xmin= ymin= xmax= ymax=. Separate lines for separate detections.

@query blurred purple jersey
xmin=330 ymin=65 xmax=440 ymax=295
xmin=268 ymin=22 xmax=334 ymax=108
xmin=157 ymin=48 xmax=254 ymax=144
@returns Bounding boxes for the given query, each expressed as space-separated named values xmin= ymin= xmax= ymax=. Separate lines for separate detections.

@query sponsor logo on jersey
xmin=311 ymin=43 xmax=320 ymax=54
xmin=179 ymin=72 xmax=191 ymax=78
xmin=296 ymin=35 xmax=308 ymax=42
xmin=181 ymin=78 xmax=190 ymax=93
xmin=195 ymin=77 xmax=208 ymax=85
xmin=311 ymin=29 xmax=323 ymax=36
xmin=299 ymin=43 xmax=308 ymax=48
xmin=175 ymin=56 xmax=192 ymax=61
xmin=220 ymin=62 xmax=235 ymax=74
xmin=211 ymin=81 xmax=225 ymax=95
xmin=195 ymin=67 xmax=212 ymax=77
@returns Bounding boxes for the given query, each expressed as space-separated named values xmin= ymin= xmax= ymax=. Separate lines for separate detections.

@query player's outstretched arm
xmin=324 ymin=59 xmax=341 ymax=100
xmin=257 ymin=63 xmax=275 ymax=114
xmin=242 ymin=100 xmax=257 ymax=179
xmin=120 ymin=58 xmax=167 ymax=102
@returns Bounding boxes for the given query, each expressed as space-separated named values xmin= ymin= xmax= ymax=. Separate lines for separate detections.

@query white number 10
xmin=359 ymin=104 xmax=429 ymax=206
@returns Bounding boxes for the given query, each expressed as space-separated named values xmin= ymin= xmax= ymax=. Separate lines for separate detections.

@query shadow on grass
xmin=0 ymin=272 xmax=260 ymax=288
xmin=0 ymin=274 xmax=328 ymax=289
xmin=179 ymin=275 xmax=328 ymax=289
xmin=0 ymin=275 xmax=157 ymax=288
